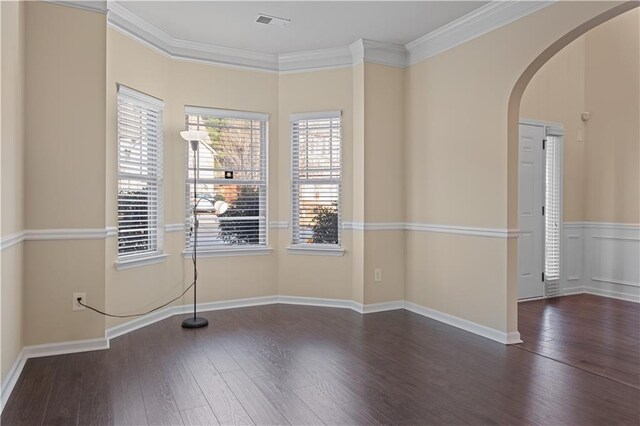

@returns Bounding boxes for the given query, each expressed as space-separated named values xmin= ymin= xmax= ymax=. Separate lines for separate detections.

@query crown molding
xmin=103 ymin=1 xmax=553 ymax=72
xmin=279 ymin=45 xmax=353 ymax=73
xmin=351 ymin=39 xmax=407 ymax=68
xmin=406 ymin=0 xmax=553 ymax=65
xmin=47 ymin=1 xmax=107 ymax=14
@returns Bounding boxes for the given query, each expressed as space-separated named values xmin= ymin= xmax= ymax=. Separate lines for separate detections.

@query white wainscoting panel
xmin=562 ymin=222 xmax=640 ymax=302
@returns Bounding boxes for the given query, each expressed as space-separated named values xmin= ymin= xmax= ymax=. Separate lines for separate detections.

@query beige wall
xmin=1 ymin=0 xmax=25 ymax=384
xmin=22 ymin=2 xmax=106 ymax=344
xmin=277 ymin=67 xmax=355 ymax=300
xmin=362 ymin=63 xmax=405 ymax=304
xmin=584 ymin=9 xmax=639 ymax=224
xmin=520 ymin=8 xmax=639 ymax=225
xmin=405 ymin=1 xmax=633 ymax=334
xmin=520 ymin=37 xmax=587 ymax=222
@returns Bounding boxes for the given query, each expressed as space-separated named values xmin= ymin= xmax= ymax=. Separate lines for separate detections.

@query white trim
xmin=100 ymin=0 xmax=553 ymax=72
xmin=343 ymin=222 xmax=405 ymax=231
xmin=0 ymin=232 xmax=25 ymax=251
xmin=361 ymin=300 xmax=405 ymax=314
xmin=182 ymin=247 xmax=273 ymax=258
xmin=165 ymin=223 xmax=184 ymax=233
xmin=405 ymin=223 xmax=519 ymax=239
xmin=278 ymin=296 xmax=359 ymax=311
xmin=184 ymin=106 xmax=269 ymax=121
xmin=115 ymin=253 xmax=169 ymax=271
xmin=518 ymin=117 xmax=564 ymax=130
xmin=289 ymin=110 xmax=342 ymax=122
xmin=117 ymin=84 xmax=164 ymax=109
xmin=46 ymin=0 xmax=107 ymax=14
xmin=269 ymin=221 xmax=289 ymax=229
xmin=0 ymin=349 xmax=26 ymax=412
xmin=286 ymin=245 xmax=346 ymax=256
xmin=279 ymin=45 xmax=353 ymax=73
xmin=404 ymin=302 xmax=522 ymax=344
xmin=23 ymin=338 xmax=109 ymax=358
xmin=406 ymin=1 xmax=553 ymax=66
xmin=565 ymin=221 xmax=640 ymax=231
xmin=350 ymin=39 xmax=407 ymax=68
xmin=24 ymin=228 xmax=117 ymax=241
xmin=583 ymin=287 xmax=640 ymax=303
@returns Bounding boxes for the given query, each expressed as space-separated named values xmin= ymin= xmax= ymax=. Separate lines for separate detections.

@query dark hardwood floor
xmin=517 ymin=293 xmax=640 ymax=389
xmin=2 ymin=303 xmax=639 ymax=425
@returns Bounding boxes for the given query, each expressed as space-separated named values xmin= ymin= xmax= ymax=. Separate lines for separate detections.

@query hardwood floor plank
xmin=219 ymin=369 xmax=289 ymax=425
xmin=41 ymin=353 xmax=85 ymax=425
xmin=77 ymin=350 xmax=111 ymax=426
xmin=129 ymin=329 xmax=183 ymax=425
xmin=250 ymin=375 xmax=324 ymax=426
xmin=1 ymin=356 xmax=59 ymax=426
xmin=184 ymin=348 xmax=254 ymax=425
xmin=107 ymin=334 xmax=148 ymax=426
xmin=180 ymin=405 xmax=220 ymax=426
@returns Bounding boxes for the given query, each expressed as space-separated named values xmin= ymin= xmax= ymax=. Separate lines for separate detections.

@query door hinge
xmin=542 ymin=272 xmax=545 ymax=282
xmin=542 ymin=205 xmax=545 ymax=215
xmin=543 ymin=138 xmax=547 ymax=150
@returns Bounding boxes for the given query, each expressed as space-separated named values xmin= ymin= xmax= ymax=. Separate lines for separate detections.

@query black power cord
xmin=77 ymin=235 xmax=199 ymax=318
xmin=76 ymin=280 xmax=195 ymax=318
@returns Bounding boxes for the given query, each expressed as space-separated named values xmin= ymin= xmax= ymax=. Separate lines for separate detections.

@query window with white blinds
xmin=544 ymin=134 xmax=562 ymax=281
xmin=290 ymin=111 xmax=342 ymax=246
xmin=184 ymin=107 xmax=268 ymax=251
xmin=117 ymin=85 xmax=164 ymax=258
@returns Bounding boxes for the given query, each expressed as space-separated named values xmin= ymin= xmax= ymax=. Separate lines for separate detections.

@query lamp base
xmin=182 ymin=317 xmax=209 ymax=329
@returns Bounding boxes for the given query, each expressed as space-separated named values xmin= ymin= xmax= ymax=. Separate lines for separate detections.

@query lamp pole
xmin=182 ymin=137 xmax=208 ymax=329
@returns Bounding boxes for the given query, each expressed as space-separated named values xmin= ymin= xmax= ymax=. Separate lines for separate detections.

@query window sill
xmin=115 ymin=253 xmax=169 ymax=271
xmin=182 ymin=247 xmax=273 ymax=258
xmin=286 ymin=245 xmax=345 ymax=256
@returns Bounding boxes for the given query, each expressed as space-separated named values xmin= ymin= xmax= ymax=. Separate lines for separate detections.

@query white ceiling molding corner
xmin=361 ymin=39 xmax=407 ymax=68
xmin=406 ymin=0 xmax=554 ymax=66
xmin=350 ymin=39 xmax=407 ymax=69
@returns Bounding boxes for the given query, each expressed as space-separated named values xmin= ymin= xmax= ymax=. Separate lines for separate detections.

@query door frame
xmin=519 ymin=118 xmax=565 ymax=300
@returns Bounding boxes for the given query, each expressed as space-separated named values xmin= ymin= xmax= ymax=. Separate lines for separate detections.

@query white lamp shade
xmin=180 ymin=130 xmax=208 ymax=142
xmin=214 ymin=200 xmax=228 ymax=215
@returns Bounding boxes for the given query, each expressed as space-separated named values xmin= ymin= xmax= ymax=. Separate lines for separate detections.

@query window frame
xmin=116 ymin=85 xmax=165 ymax=264
xmin=183 ymin=106 xmax=270 ymax=255
xmin=288 ymin=111 xmax=343 ymax=255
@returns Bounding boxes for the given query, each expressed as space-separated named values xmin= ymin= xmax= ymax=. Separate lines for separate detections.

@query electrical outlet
xmin=374 ymin=268 xmax=382 ymax=282
xmin=73 ymin=292 xmax=86 ymax=311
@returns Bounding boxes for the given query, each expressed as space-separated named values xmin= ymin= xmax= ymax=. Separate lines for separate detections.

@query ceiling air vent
xmin=255 ymin=14 xmax=290 ymax=28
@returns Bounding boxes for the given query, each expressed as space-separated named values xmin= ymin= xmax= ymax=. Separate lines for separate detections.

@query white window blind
xmin=184 ymin=107 xmax=268 ymax=250
xmin=117 ymin=85 xmax=164 ymax=258
xmin=291 ymin=111 xmax=342 ymax=246
xmin=544 ymin=135 xmax=561 ymax=281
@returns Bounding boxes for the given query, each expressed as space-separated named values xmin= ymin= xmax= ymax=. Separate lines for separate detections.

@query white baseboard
xmin=0 ymin=349 xmax=26 ymax=412
xmin=404 ymin=302 xmax=521 ymax=345
xmin=583 ymin=286 xmax=640 ymax=303
xmin=277 ymin=295 xmax=360 ymax=311
xmin=361 ymin=300 xmax=405 ymax=313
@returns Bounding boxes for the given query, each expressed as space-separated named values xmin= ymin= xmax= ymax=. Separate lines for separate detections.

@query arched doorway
xmin=508 ymin=3 xmax=639 ymax=385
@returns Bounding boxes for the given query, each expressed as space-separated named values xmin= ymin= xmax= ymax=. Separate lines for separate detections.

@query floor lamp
xmin=180 ymin=130 xmax=228 ymax=329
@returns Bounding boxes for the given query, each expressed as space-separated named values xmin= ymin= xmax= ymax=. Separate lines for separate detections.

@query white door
xmin=518 ymin=123 xmax=545 ymax=299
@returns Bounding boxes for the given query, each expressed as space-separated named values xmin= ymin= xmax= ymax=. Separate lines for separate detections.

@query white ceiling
xmin=117 ymin=1 xmax=489 ymax=54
